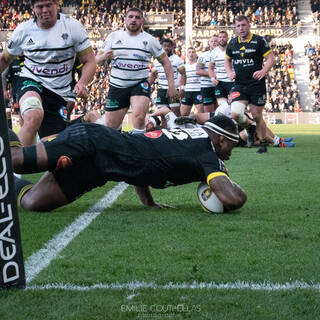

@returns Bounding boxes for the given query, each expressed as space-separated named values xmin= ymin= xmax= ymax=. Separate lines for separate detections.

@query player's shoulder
xmin=171 ymin=54 xmax=184 ymax=63
xmin=228 ymin=36 xmax=238 ymax=46
xmin=13 ymin=19 xmax=34 ymax=33
xmin=140 ymin=30 xmax=157 ymax=40
xmin=107 ymin=28 xmax=125 ymax=39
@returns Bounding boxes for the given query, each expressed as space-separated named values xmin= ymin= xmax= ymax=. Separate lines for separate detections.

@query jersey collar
xmin=237 ymin=33 xmax=253 ymax=44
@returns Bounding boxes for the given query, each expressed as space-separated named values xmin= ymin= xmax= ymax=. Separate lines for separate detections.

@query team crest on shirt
xmin=231 ymin=91 xmax=241 ymax=100
xmin=61 ymin=33 xmax=68 ymax=40
xmin=56 ymin=155 xmax=72 ymax=170
xmin=58 ymin=106 xmax=68 ymax=121
xmin=7 ymin=40 xmax=13 ymax=49
xmin=144 ymin=130 xmax=162 ymax=139
xmin=197 ymin=94 xmax=202 ymax=101
xmin=142 ymin=41 xmax=148 ymax=48
xmin=140 ymin=81 xmax=149 ymax=90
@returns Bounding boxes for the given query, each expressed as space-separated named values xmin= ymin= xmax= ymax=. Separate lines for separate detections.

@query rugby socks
xmin=257 ymin=138 xmax=268 ymax=154
xmin=131 ymin=128 xmax=145 ymax=135
xmin=14 ymin=176 xmax=33 ymax=207
xmin=273 ymin=135 xmax=280 ymax=146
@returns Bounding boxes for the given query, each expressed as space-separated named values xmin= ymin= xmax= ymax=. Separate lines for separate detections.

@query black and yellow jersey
xmin=44 ymin=123 xmax=228 ymax=200
xmin=226 ymin=33 xmax=272 ymax=85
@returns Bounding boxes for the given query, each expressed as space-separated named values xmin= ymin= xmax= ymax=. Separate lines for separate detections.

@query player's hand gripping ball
xmin=197 ymin=182 xmax=224 ymax=213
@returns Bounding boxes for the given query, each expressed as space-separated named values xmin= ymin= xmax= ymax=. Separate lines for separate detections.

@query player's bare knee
xmin=133 ymin=113 xmax=147 ymax=128
xmin=20 ymin=192 xmax=38 ymax=211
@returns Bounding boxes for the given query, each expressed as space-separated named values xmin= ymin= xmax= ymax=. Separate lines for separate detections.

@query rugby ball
xmin=197 ymin=182 xmax=224 ymax=213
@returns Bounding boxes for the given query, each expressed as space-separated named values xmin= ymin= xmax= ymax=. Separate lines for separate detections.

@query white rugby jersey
xmin=210 ymin=46 xmax=233 ymax=82
xmin=102 ymin=29 xmax=164 ymax=88
xmin=5 ymin=14 xmax=92 ymax=100
xmin=197 ymin=50 xmax=214 ymax=88
xmin=152 ymin=53 xmax=184 ymax=89
xmin=184 ymin=62 xmax=201 ymax=92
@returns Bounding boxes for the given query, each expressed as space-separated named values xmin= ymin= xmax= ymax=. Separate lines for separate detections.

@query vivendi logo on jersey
xmin=30 ymin=64 xmax=69 ymax=75
xmin=115 ymin=61 xmax=147 ymax=70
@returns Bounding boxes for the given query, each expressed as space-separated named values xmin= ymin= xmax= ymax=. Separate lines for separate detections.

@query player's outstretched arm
xmin=209 ymin=175 xmax=247 ymax=212
xmin=11 ymin=142 xmax=49 ymax=174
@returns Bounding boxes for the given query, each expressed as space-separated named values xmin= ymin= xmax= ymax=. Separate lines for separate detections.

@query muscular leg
xmin=180 ymin=104 xmax=192 ymax=116
xmin=130 ymin=95 xmax=150 ymax=130
xmin=20 ymin=172 xmax=68 ymax=212
xmin=19 ymin=91 xmax=44 ymax=146
xmin=249 ymin=104 xmax=267 ymax=141
xmin=105 ymin=108 xmax=128 ymax=129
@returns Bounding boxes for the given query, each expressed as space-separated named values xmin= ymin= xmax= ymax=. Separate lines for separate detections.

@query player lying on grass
xmin=9 ymin=115 xmax=247 ymax=212
xmin=171 ymin=98 xmax=294 ymax=148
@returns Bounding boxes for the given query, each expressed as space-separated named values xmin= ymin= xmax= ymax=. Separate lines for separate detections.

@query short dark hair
xmin=235 ymin=15 xmax=250 ymax=24
xmin=203 ymin=115 xmax=239 ymax=142
xmin=126 ymin=7 xmax=144 ymax=17
xmin=161 ymin=38 xmax=174 ymax=46
xmin=219 ymin=31 xmax=228 ymax=36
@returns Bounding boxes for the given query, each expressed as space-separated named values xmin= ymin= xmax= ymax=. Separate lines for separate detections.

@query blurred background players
xmin=0 ymin=0 xmax=96 ymax=146
xmin=180 ymin=47 xmax=203 ymax=116
xmin=196 ymin=36 xmax=218 ymax=113
xmin=208 ymin=31 xmax=234 ymax=110
xmin=96 ymin=7 xmax=177 ymax=134
xmin=149 ymin=38 xmax=186 ymax=116
xmin=1 ymin=55 xmax=24 ymax=129
xmin=225 ymin=15 xmax=275 ymax=153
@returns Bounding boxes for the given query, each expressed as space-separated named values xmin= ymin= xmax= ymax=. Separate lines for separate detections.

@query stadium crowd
xmin=265 ymin=42 xmax=301 ymax=113
xmin=0 ymin=0 xmax=299 ymax=30
xmin=305 ymin=41 xmax=320 ymax=112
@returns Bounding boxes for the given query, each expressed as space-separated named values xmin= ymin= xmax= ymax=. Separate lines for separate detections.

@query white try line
xmin=26 ymin=280 xmax=320 ymax=291
xmin=25 ymin=182 xmax=129 ymax=284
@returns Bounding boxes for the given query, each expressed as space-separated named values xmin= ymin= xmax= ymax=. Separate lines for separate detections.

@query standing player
xmin=1 ymin=55 xmax=24 ymax=128
xmin=225 ymin=15 xmax=275 ymax=153
xmin=180 ymin=47 xmax=203 ymax=116
xmin=208 ymin=31 xmax=234 ymax=109
xmin=149 ymin=38 xmax=186 ymax=116
xmin=196 ymin=36 xmax=218 ymax=113
xmin=96 ymin=8 xmax=177 ymax=134
xmin=0 ymin=0 xmax=96 ymax=146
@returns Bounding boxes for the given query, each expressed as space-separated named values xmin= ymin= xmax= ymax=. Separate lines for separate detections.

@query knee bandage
xmin=231 ymin=101 xmax=247 ymax=125
xmin=20 ymin=97 xmax=43 ymax=117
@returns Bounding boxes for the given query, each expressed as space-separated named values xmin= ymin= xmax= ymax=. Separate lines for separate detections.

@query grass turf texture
xmin=1 ymin=124 xmax=320 ymax=319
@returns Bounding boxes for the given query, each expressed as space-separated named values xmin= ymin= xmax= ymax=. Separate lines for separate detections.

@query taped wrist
xmin=22 ymin=145 xmax=38 ymax=173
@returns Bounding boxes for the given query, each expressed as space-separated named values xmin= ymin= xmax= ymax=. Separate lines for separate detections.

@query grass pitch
xmin=1 ymin=124 xmax=320 ymax=320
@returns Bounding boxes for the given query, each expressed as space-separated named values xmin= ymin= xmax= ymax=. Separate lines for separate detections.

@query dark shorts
xmin=16 ymin=77 xmax=68 ymax=138
xmin=231 ymin=83 xmax=266 ymax=106
xmin=215 ymin=81 xmax=234 ymax=99
xmin=156 ymin=88 xmax=180 ymax=108
xmin=181 ymin=91 xmax=203 ymax=106
xmin=200 ymin=87 xmax=216 ymax=105
xmin=53 ymin=159 xmax=105 ymax=202
xmin=105 ymin=81 xmax=150 ymax=111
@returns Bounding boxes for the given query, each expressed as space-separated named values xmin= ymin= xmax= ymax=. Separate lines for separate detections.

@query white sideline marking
xmin=25 ymin=182 xmax=128 ymax=284
xmin=26 ymin=280 xmax=320 ymax=291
